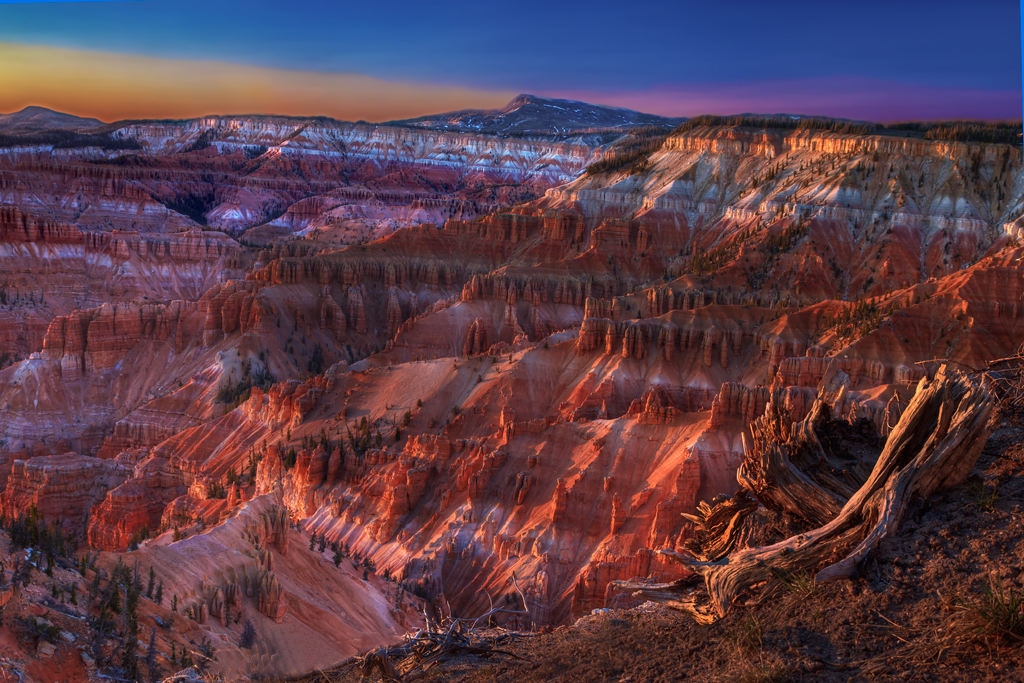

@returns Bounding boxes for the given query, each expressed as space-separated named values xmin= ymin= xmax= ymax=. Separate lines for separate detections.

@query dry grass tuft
xmin=725 ymin=651 xmax=791 ymax=683
xmin=724 ymin=613 xmax=765 ymax=652
xmin=960 ymin=574 xmax=1024 ymax=645
xmin=862 ymin=574 xmax=1024 ymax=675
xmin=772 ymin=568 xmax=819 ymax=597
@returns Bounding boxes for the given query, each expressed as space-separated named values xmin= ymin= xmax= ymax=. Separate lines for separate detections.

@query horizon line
xmin=6 ymin=102 xmax=1022 ymax=129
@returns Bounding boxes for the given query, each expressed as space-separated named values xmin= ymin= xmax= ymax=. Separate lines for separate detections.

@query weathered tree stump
xmin=618 ymin=364 xmax=997 ymax=624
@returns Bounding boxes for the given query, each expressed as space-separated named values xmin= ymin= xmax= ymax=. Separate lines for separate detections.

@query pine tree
xmin=240 ymin=620 xmax=256 ymax=649
xmin=146 ymin=566 xmax=155 ymax=599
xmin=155 ymin=581 xmax=163 ymax=606
xmin=107 ymin=584 xmax=120 ymax=614
xmin=145 ymin=627 xmax=161 ymax=683
xmin=121 ymin=580 xmax=140 ymax=680
xmin=196 ymin=638 xmax=216 ymax=673
xmin=248 ymin=452 xmax=258 ymax=482
xmin=88 ymin=569 xmax=102 ymax=606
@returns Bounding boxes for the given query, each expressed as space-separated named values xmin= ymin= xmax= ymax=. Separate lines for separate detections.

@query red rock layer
xmin=86 ymin=454 xmax=187 ymax=549
xmin=0 ymin=452 xmax=130 ymax=532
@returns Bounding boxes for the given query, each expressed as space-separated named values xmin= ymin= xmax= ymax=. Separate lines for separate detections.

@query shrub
xmin=18 ymin=616 xmax=61 ymax=643
xmin=216 ymin=360 xmax=275 ymax=409
xmin=240 ymin=620 xmax=257 ymax=649
xmin=307 ymin=344 xmax=325 ymax=375
xmin=206 ymin=481 xmax=226 ymax=499
xmin=243 ymin=145 xmax=268 ymax=160
xmin=196 ymin=637 xmax=217 ymax=672
xmin=585 ymin=125 xmax=673 ymax=176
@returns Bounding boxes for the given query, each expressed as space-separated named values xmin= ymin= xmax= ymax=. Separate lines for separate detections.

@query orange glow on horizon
xmin=0 ymin=42 xmax=517 ymax=122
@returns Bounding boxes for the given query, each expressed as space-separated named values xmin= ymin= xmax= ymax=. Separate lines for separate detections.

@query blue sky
xmin=0 ymin=0 xmax=1020 ymax=121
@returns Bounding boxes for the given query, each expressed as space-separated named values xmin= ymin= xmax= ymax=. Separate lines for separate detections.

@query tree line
xmin=0 ymin=130 xmax=142 ymax=150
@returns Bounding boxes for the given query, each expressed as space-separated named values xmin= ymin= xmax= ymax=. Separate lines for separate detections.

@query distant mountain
xmin=0 ymin=106 xmax=104 ymax=134
xmin=387 ymin=94 xmax=683 ymax=136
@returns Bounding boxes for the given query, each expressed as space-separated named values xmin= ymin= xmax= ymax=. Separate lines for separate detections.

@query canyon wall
xmin=0 ymin=123 xmax=1021 ymax=661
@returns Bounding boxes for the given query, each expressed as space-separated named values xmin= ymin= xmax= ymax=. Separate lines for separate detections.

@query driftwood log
xmin=618 ymin=364 xmax=997 ymax=624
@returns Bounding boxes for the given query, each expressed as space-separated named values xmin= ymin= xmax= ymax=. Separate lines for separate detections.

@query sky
xmin=0 ymin=0 xmax=1020 ymax=123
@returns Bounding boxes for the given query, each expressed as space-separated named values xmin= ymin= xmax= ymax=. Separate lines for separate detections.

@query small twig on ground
xmin=325 ymin=573 xmax=534 ymax=681
xmin=914 ymin=358 xmax=983 ymax=373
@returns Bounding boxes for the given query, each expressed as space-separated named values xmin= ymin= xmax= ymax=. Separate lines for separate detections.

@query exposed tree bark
xmin=738 ymin=365 xmax=861 ymax=527
xmin=618 ymin=364 xmax=997 ymax=624
xmin=681 ymin=489 xmax=760 ymax=563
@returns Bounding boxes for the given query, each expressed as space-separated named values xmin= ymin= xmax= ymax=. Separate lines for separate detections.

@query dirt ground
xmin=310 ymin=419 xmax=1024 ymax=683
